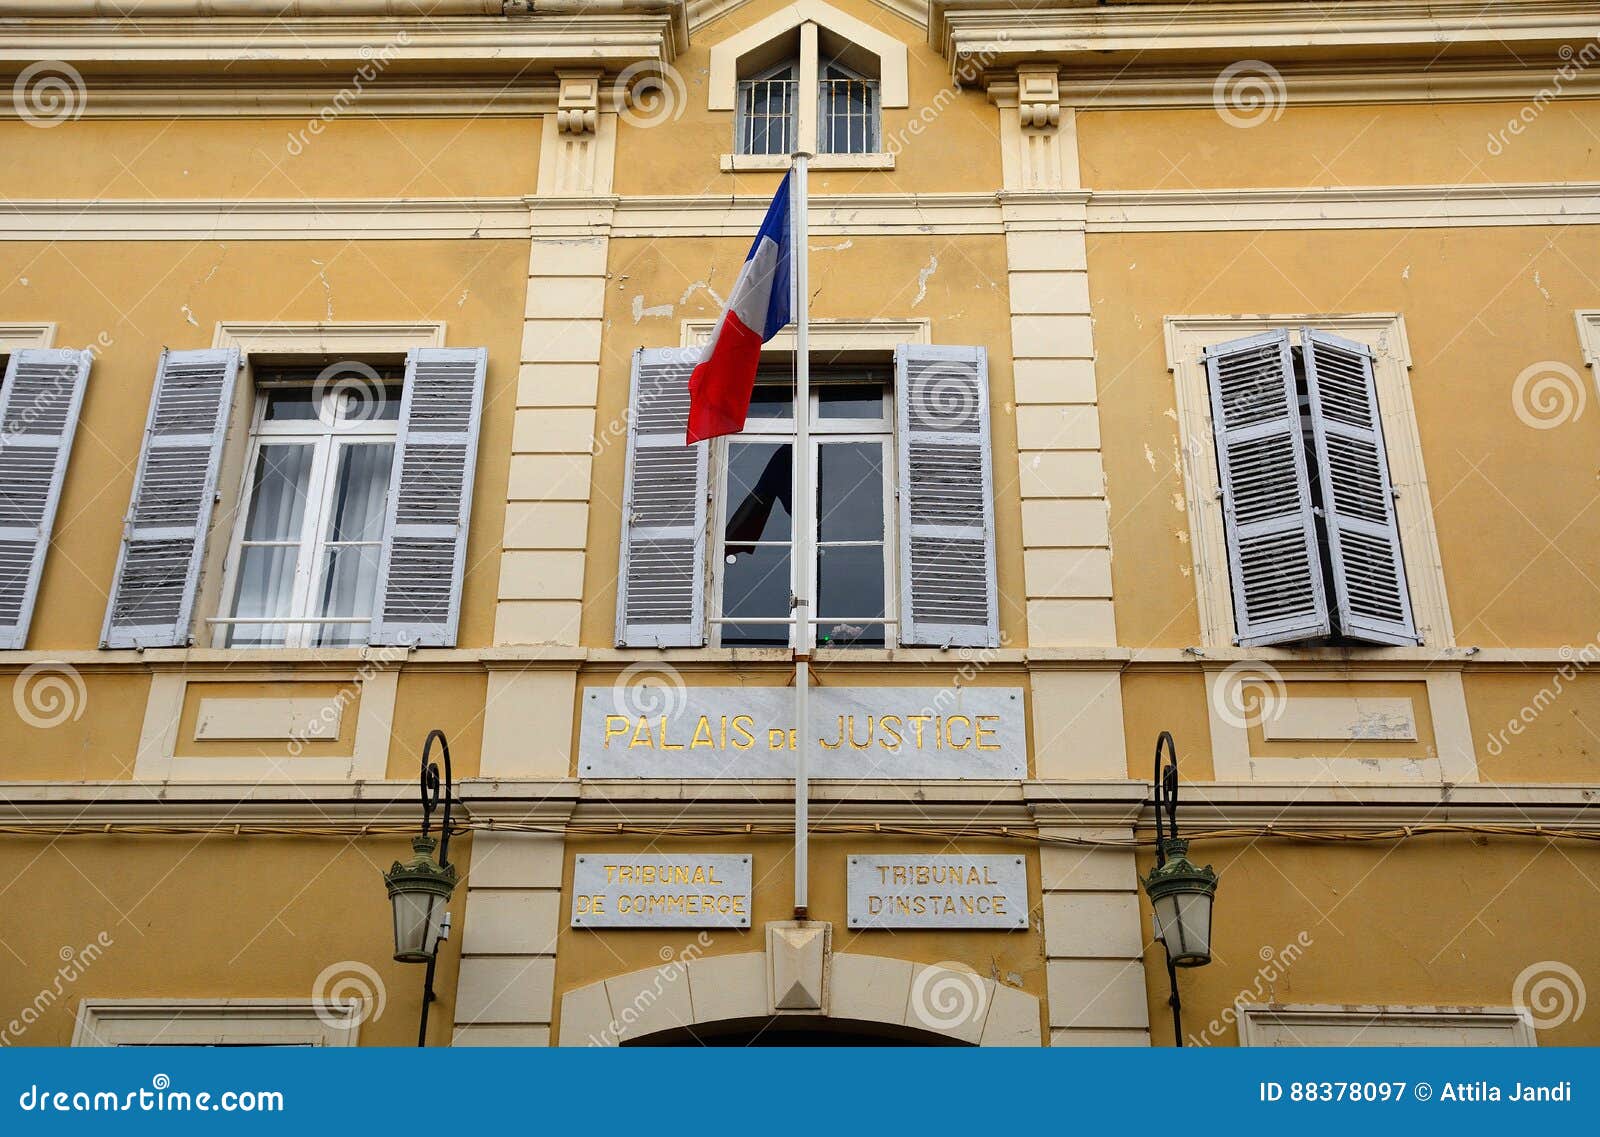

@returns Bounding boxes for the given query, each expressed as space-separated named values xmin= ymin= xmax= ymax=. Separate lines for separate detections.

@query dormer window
xmin=735 ymin=48 xmax=879 ymax=158
xmin=713 ymin=3 xmax=905 ymax=171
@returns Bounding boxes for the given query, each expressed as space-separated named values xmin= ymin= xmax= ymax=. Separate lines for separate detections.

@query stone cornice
xmin=933 ymin=1 xmax=1600 ymax=87
xmin=0 ymin=780 xmax=1593 ymax=833
xmin=6 ymin=182 xmax=1600 ymax=240
xmin=0 ymin=11 xmax=689 ymax=78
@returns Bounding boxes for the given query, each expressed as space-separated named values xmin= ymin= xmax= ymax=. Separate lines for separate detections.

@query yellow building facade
xmin=0 ymin=0 xmax=1596 ymax=1048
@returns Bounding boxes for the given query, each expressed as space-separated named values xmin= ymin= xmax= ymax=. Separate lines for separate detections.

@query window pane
xmin=228 ymin=545 xmax=298 ymax=647
xmin=242 ymin=444 xmax=313 ymax=540
xmin=338 ymin=384 xmax=403 ymax=423
xmin=725 ymin=443 xmax=792 ymax=547
xmin=722 ymin=545 xmax=792 ymax=647
xmin=315 ymin=544 xmax=383 ymax=646
xmin=817 ymin=545 xmax=885 ymax=646
xmin=263 ymin=388 xmax=319 ymax=421
xmin=818 ymin=442 xmax=883 ymax=541
xmin=747 ymin=382 xmax=794 ymax=419
xmin=818 ymin=382 xmax=884 ymax=419
xmin=327 ymin=443 xmax=394 ymax=542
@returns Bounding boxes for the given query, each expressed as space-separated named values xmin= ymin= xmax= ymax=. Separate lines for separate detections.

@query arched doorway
xmin=558 ymin=950 xmax=1040 ymax=1046
xmin=624 ymin=1016 xmax=972 ymax=1046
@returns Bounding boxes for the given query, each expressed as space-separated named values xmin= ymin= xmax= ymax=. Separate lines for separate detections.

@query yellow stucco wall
xmin=0 ymin=835 xmax=471 ymax=1047
xmin=1141 ymin=837 xmax=1600 ymax=1046
xmin=1078 ymin=100 xmax=1600 ymax=190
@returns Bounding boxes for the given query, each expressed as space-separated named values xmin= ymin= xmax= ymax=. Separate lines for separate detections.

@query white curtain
xmin=316 ymin=443 xmax=393 ymax=646
xmin=231 ymin=444 xmax=312 ymax=647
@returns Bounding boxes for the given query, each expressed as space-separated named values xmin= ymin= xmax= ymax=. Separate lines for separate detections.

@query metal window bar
xmin=737 ymin=77 xmax=798 ymax=156
xmin=820 ymin=76 xmax=878 ymax=155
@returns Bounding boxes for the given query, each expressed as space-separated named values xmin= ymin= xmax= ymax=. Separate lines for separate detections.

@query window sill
xmin=720 ymin=152 xmax=896 ymax=172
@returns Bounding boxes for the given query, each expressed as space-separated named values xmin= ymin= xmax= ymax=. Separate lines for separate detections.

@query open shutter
xmin=0 ymin=349 xmax=91 ymax=649
xmin=616 ymin=348 xmax=707 ymax=647
xmin=102 ymin=348 xmax=239 ymax=648
xmin=1302 ymin=328 xmax=1418 ymax=645
xmin=1204 ymin=330 xmax=1329 ymax=646
xmin=369 ymin=347 xmax=486 ymax=648
xmin=895 ymin=344 xmax=999 ymax=648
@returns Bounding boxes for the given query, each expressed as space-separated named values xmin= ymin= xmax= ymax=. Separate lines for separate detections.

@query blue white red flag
xmin=686 ymin=172 xmax=792 ymax=444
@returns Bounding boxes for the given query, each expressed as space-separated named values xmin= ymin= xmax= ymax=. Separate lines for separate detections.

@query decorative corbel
xmin=1017 ymin=64 xmax=1061 ymax=131
xmin=555 ymin=71 xmax=600 ymax=136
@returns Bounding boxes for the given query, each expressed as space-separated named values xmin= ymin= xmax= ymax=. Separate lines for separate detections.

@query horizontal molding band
xmin=0 ymin=779 xmax=1594 ymax=831
xmin=0 ymin=644 xmax=1583 ymax=672
xmin=5 ymin=183 xmax=1599 ymax=240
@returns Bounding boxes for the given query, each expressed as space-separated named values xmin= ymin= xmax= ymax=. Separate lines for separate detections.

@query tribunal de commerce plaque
xmin=579 ymin=686 xmax=1026 ymax=779
xmin=570 ymin=854 xmax=753 ymax=928
xmin=847 ymin=854 xmax=1029 ymax=930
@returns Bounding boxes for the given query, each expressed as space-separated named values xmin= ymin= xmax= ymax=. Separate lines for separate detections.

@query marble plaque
xmin=570 ymin=853 xmax=752 ymax=928
xmin=847 ymin=854 xmax=1030 ymax=930
xmin=579 ymin=686 xmax=1025 ymax=779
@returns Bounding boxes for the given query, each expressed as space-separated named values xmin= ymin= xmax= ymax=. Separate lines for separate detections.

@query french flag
xmin=686 ymin=172 xmax=793 ymax=444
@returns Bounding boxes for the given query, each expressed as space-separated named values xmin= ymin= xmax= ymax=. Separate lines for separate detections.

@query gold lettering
xmin=818 ymin=714 xmax=845 ymax=750
xmin=628 ymin=716 xmax=654 ymax=748
xmin=659 ymin=714 xmax=684 ymax=750
xmin=847 ymin=715 xmax=874 ymax=750
xmin=946 ymin=714 xmax=972 ymax=749
xmin=908 ymin=715 xmax=932 ymax=748
xmin=878 ymin=715 xmax=903 ymax=749
xmin=731 ymin=716 xmax=756 ymax=750
xmin=976 ymin=715 xmax=1001 ymax=751
xmin=603 ymin=716 xmax=630 ymax=747
xmin=690 ymin=715 xmax=715 ymax=749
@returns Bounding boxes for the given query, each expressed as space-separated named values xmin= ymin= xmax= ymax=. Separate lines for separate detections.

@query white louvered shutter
xmin=616 ymin=348 xmax=707 ymax=647
xmin=1301 ymin=328 xmax=1418 ymax=645
xmin=1204 ymin=330 xmax=1329 ymax=645
xmin=102 ymin=348 xmax=240 ymax=648
xmin=0 ymin=349 xmax=92 ymax=649
xmin=369 ymin=347 xmax=486 ymax=648
xmin=894 ymin=344 xmax=999 ymax=648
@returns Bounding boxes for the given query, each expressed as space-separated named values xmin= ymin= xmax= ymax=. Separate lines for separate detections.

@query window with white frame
xmin=716 ymin=363 xmax=893 ymax=648
xmin=218 ymin=363 xmax=402 ymax=647
xmin=101 ymin=345 xmax=488 ymax=651
xmin=616 ymin=343 xmax=999 ymax=651
xmin=1204 ymin=327 xmax=1418 ymax=648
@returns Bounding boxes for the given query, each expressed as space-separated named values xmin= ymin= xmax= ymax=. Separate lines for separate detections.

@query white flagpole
xmin=791 ymin=150 xmax=812 ymax=919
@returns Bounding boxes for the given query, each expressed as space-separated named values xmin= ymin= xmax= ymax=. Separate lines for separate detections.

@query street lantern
xmin=381 ymin=729 xmax=459 ymax=1045
xmin=1140 ymin=731 xmax=1219 ymax=1045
